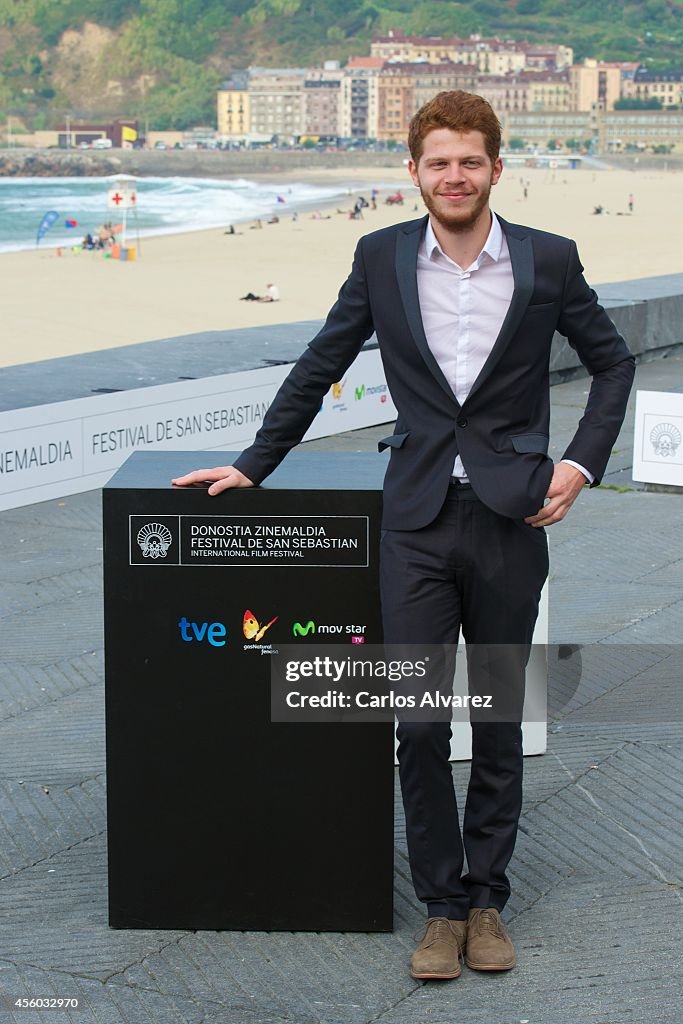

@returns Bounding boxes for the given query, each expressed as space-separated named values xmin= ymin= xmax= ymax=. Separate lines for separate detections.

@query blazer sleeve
xmin=233 ymin=239 xmax=375 ymax=485
xmin=557 ymin=240 xmax=635 ymax=484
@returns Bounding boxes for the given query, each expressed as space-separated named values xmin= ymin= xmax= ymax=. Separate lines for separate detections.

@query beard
xmin=418 ymin=178 xmax=492 ymax=232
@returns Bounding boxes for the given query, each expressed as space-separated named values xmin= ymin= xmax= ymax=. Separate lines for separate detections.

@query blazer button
xmin=457 ymin=417 xmax=468 ymax=428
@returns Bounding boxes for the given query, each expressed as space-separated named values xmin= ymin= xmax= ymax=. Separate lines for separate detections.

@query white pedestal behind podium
xmin=394 ymin=581 xmax=548 ymax=763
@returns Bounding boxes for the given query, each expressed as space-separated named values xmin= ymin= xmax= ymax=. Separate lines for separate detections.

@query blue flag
xmin=36 ymin=210 xmax=59 ymax=245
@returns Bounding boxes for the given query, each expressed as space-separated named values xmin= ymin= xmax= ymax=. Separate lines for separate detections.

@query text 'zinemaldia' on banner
xmin=129 ymin=515 xmax=370 ymax=567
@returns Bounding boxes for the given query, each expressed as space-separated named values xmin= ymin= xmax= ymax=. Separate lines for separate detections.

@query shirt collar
xmin=424 ymin=211 xmax=504 ymax=267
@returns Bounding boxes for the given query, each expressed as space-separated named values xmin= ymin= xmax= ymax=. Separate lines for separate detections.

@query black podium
xmin=103 ymin=450 xmax=394 ymax=931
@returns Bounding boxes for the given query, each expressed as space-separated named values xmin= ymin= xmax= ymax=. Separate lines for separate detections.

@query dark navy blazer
xmin=234 ymin=215 xmax=635 ymax=530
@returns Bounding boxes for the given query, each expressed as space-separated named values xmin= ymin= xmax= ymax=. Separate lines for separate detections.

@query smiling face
xmin=408 ymin=128 xmax=503 ymax=233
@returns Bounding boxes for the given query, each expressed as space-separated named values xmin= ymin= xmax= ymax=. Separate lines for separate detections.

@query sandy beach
xmin=2 ymin=163 xmax=681 ymax=368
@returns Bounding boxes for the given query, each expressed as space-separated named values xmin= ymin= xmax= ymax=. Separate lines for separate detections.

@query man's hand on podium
xmin=171 ymin=466 xmax=254 ymax=497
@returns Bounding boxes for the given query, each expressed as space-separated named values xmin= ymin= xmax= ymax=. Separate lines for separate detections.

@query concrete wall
xmin=550 ymin=272 xmax=683 ymax=382
xmin=0 ymin=147 xmax=409 ymax=178
xmin=1 ymin=274 xmax=680 ymax=412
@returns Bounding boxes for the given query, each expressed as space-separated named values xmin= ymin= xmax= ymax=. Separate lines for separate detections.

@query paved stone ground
xmin=0 ymin=357 xmax=682 ymax=1024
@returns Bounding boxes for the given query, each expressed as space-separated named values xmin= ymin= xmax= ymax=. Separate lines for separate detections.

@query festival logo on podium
xmin=129 ymin=515 xmax=179 ymax=564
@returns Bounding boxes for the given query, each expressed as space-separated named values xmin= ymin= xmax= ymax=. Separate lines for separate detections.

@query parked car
xmin=153 ymin=141 xmax=167 ymax=150
xmin=92 ymin=138 xmax=113 ymax=149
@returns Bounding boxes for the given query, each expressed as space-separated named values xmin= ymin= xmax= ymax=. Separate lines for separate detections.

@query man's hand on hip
xmin=171 ymin=466 xmax=254 ymax=496
xmin=524 ymin=462 xmax=588 ymax=528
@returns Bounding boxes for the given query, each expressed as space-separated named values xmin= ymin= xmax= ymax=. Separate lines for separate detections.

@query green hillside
xmin=2 ymin=0 xmax=683 ymax=130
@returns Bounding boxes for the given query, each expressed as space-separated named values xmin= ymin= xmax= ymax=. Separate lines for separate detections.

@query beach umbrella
xmin=36 ymin=210 xmax=59 ymax=246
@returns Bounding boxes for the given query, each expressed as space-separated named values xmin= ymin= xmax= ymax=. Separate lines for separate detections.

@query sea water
xmin=0 ymin=175 xmax=369 ymax=252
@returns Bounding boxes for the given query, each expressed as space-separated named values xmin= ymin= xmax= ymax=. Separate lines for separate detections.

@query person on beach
xmin=173 ymin=91 xmax=634 ymax=980
xmin=240 ymin=283 xmax=279 ymax=302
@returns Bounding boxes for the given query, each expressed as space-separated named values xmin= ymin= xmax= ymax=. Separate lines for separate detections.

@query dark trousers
xmin=380 ymin=483 xmax=549 ymax=919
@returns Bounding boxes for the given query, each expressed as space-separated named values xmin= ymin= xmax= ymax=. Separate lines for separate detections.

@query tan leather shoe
xmin=410 ymin=917 xmax=467 ymax=980
xmin=465 ymin=908 xmax=516 ymax=971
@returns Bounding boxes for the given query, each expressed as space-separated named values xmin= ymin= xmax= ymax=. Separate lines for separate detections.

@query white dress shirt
xmin=417 ymin=213 xmax=592 ymax=484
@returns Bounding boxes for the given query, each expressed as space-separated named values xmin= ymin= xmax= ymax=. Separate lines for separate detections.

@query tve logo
xmin=178 ymin=616 xmax=227 ymax=647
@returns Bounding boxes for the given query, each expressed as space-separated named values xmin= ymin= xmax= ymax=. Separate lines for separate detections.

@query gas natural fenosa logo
xmin=243 ymin=609 xmax=278 ymax=642
xmin=137 ymin=522 xmax=173 ymax=559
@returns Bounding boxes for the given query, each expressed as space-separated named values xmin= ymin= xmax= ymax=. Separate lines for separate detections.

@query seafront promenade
xmin=0 ymin=351 xmax=682 ymax=1023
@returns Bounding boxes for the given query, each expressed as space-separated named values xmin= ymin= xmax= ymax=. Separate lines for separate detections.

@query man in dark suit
xmin=174 ymin=91 xmax=635 ymax=979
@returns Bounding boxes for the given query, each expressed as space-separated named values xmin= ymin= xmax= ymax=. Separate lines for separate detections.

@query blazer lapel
xmin=466 ymin=218 xmax=535 ymax=401
xmin=395 ymin=217 xmax=459 ymax=407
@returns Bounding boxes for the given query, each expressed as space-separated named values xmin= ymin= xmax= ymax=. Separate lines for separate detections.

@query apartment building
xmin=372 ymin=29 xmax=468 ymax=65
xmin=525 ymin=71 xmax=570 ymax=112
xmin=375 ymin=61 xmax=478 ymax=141
xmin=502 ymin=110 xmax=593 ymax=149
xmin=247 ymin=67 xmax=307 ymax=141
xmin=475 ymin=71 xmax=568 ymax=119
xmin=411 ymin=63 xmax=479 ymax=112
xmin=217 ymin=77 xmax=250 ymax=140
xmin=626 ymin=69 xmax=683 ymax=108
xmin=474 ymin=74 xmax=529 ymax=114
xmin=340 ymin=57 xmax=383 ymax=140
xmin=569 ymin=59 xmax=640 ymax=112
xmin=598 ymin=109 xmax=683 ymax=152
xmin=371 ymin=30 xmax=535 ymax=75
xmin=376 ymin=63 xmax=415 ymax=142
xmin=455 ymin=37 xmax=527 ymax=75
xmin=304 ymin=65 xmax=343 ymax=138
xmin=522 ymin=43 xmax=574 ymax=71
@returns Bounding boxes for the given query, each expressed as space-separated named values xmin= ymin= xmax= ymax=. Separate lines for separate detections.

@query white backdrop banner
xmin=632 ymin=390 xmax=683 ymax=486
xmin=0 ymin=348 xmax=397 ymax=511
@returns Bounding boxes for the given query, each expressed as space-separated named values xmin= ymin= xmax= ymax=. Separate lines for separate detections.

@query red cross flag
xmin=107 ymin=187 xmax=136 ymax=209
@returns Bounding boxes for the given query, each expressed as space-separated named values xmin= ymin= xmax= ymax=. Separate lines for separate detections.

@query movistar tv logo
xmin=292 ymin=620 xmax=367 ymax=640
xmin=355 ymin=383 xmax=387 ymax=401
xmin=293 ymin=620 xmax=316 ymax=637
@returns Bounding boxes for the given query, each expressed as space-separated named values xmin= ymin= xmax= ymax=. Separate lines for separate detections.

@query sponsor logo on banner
xmin=330 ymin=379 xmax=347 ymax=412
xmin=291 ymin=619 xmax=367 ymax=641
xmin=243 ymin=609 xmax=278 ymax=642
xmin=1 ymin=348 xmax=397 ymax=512
xmin=178 ymin=616 xmax=227 ymax=647
xmin=243 ymin=608 xmax=279 ymax=655
xmin=354 ymin=383 xmax=388 ymax=402
xmin=292 ymin=621 xmax=316 ymax=637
